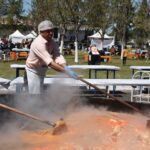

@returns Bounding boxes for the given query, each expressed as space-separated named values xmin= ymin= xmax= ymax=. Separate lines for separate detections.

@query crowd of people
xmin=0 ymin=38 xmax=15 ymax=51
xmin=0 ymin=37 xmax=33 ymax=60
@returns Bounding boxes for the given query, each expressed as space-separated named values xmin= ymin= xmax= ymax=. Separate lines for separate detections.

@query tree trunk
xmin=74 ymin=35 xmax=78 ymax=63
xmin=120 ymin=40 xmax=124 ymax=60
xmin=59 ymin=34 xmax=64 ymax=54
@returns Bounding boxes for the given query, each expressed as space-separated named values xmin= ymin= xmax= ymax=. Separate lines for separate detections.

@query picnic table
xmin=10 ymin=64 xmax=26 ymax=77
xmin=69 ymin=65 xmax=120 ymax=79
xmin=11 ymin=64 xmax=120 ymax=79
xmin=10 ymin=48 xmax=30 ymax=60
xmin=130 ymin=66 xmax=150 ymax=77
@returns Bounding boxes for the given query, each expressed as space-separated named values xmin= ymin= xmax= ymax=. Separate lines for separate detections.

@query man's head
xmin=38 ymin=20 xmax=54 ymax=41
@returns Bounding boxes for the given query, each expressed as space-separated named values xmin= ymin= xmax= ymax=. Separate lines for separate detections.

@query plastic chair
xmin=131 ymin=71 xmax=150 ymax=103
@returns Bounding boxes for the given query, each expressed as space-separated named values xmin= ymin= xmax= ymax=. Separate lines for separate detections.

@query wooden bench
xmin=9 ymin=77 xmax=150 ymax=103
xmin=18 ymin=52 xmax=28 ymax=58
xmin=101 ymin=56 xmax=112 ymax=62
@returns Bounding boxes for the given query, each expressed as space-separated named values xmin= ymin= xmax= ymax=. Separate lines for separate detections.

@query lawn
xmin=0 ymin=51 xmax=149 ymax=79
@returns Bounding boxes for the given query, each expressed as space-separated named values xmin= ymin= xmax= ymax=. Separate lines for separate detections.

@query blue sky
xmin=23 ymin=0 xmax=32 ymax=15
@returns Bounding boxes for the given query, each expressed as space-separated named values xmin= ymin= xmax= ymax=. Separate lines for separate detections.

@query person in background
xmin=26 ymin=20 xmax=78 ymax=94
xmin=88 ymin=44 xmax=101 ymax=65
xmin=122 ymin=45 xmax=128 ymax=65
xmin=135 ymin=48 xmax=141 ymax=59
xmin=7 ymin=40 xmax=15 ymax=50
xmin=27 ymin=39 xmax=33 ymax=49
xmin=110 ymin=46 xmax=115 ymax=55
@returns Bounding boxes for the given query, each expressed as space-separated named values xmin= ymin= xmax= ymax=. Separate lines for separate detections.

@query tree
xmin=133 ymin=0 xmax=150 ymax=48
xmin=86 ymin=0 xmax=113 ymax=50
xmin=111 ymin=0 xmax=135 ymax=58
xmin=29 ymin=0 xmax=69 ymax=53
xmin=64 ymin=0 xmax=88 ymax=63
xmin=31 ymin=0 xmax=88 ymax=63
xmin=53 ymin=0 xmax=70 ymax=54
xmin=7 ymin=0 xmax=24 ymax=24
xmin=0 ymin=0 xmax=7 ymax=16
xmin=29 ymin=0 xmax=49 ymax=31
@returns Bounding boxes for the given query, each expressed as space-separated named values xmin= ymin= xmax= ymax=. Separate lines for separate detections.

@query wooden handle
xmin=0 ymin=103 xmax=53 ymax=126
xmin=78 ymin=77 xmax=141 ymax=113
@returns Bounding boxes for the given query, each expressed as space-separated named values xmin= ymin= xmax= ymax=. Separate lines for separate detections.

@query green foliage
xmin=133 ymin=0 xmax=150 ymax=47
xmin=0 ymin=0 xmax=150 ymax=49
xmin=0 ymin=0 xmax=7 ymax=16
xmin=86 ymin=0 xmax=112 ymax=31
xmin=29 ymin=0 xmax=55 ymax=27
xmin=0 ymin=0 xmax=24 ymax=29
xmin=111 ymin=0 xmax=135 ymax=44
xmin=0 ymin=24 xmax=33 ymax=37
xmin=7 ymin=0 xmax=24 ymax=18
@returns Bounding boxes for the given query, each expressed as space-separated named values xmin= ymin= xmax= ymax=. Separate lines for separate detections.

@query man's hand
xmin=64 ymin=66 xmax=78 ymax=79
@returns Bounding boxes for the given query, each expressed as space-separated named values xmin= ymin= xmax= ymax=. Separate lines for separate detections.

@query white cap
xmin=38 ymin=20 xmax=54 ymax=32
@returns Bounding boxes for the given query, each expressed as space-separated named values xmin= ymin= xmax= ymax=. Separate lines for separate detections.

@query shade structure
xmin=31 ymin=30 xmax=37 ymax=37
xmin=25 ymin=33 xmax=36 ymax=39
xmin=88 ymin=32 xmax=113 ymax=39
xmin=88 ymin=30 xmax=114 ymax=50
xmin=9 ymin=30 xmax=25 ymax=44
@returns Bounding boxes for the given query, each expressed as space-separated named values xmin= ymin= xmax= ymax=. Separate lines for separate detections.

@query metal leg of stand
xmin=113 ymin=71 xmax=116 ymax=95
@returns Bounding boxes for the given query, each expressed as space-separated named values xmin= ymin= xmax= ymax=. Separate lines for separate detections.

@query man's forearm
xmin=49 ymin=61 xmax=65 ymax=72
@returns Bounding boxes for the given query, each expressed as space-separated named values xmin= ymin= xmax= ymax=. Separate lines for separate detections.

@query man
xmin=26 ymin=20 xmax=77 ymax=94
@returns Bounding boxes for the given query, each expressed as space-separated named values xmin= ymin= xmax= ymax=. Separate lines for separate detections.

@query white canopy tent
xmin=88 ymin=31 xmax=115 ymax=50
xmin=9 ymin=30 xmax=25 ymax=44
xmin=31 ymin=30 xmax=37 ymax=37
xmin=25 ymin=33 xmax=36 ymax=39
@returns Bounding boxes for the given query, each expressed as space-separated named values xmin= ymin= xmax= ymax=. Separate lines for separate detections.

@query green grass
xmin=0 ymin=51 xmax=149 ymax=79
